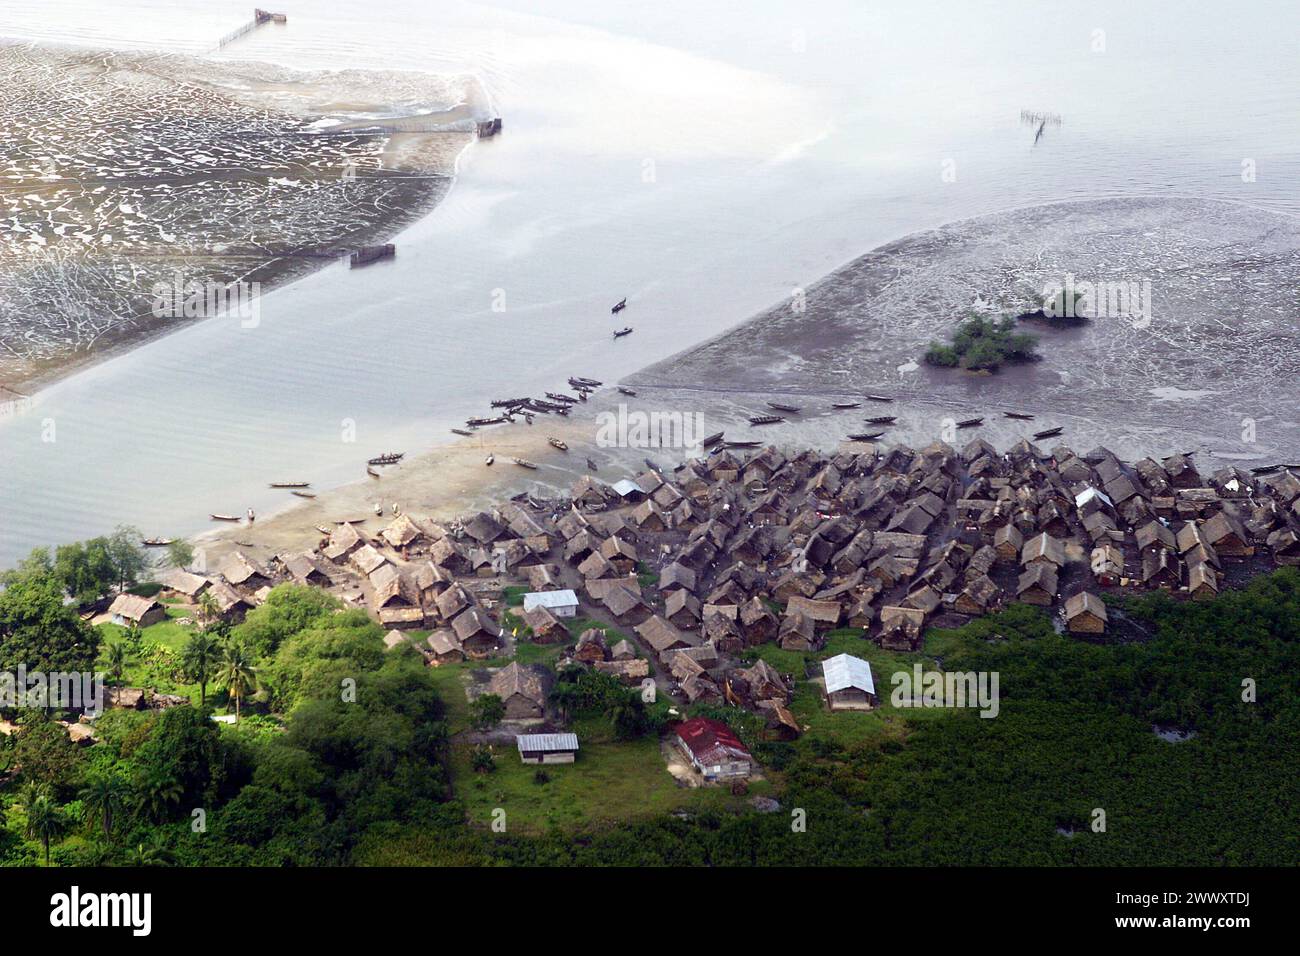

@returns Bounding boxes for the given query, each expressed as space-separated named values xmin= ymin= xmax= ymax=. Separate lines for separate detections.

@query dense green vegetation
xmin=3 ymin=552 xmax=1298 ymax=866
xmin=925 ymin=314 xmax=1039 ymax=371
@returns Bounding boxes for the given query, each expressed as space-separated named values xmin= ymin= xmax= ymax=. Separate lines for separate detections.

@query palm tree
xmin=134 ymin=769 xmax=183 ymax=824
xmin=213 ymin=639 xmax=258 ymax=722
xmin=181 ymin=631 xmax=219 ymax=706
xmin=127 ymin=839 xmax=176 ymax=867
xmin=548 ymin=683 xmax=582 ymax=723
xmin=105 ymin=641 xmax=128 ymax=684
xmin=78 ymin=774 xmax=131 ymax=840
xmin=196 ymin=590 xmax=219 ymax=625
xmin=24 ymin=793 xmax=66 ymax=866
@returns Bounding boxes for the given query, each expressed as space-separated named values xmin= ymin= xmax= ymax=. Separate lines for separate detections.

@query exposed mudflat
xmin=627 ymin=198 xmax=1300 ymax=467
xmin=0 ymin=40 xmax=479 ymax=391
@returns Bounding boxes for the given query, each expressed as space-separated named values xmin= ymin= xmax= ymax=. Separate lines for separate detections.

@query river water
xmin=0 ymin=0 xmax=1296 ymax=566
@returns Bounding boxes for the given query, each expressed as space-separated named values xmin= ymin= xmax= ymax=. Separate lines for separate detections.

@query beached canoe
xmin=617 ymin=387 xmax=637 ymax=396
xmin=141 ymin=537 xmax=174 ymax=547
xmin=291 ymin=490 xmax=316 ymax=499
xmin=451 ymin=428 xmax=474 ymax=437
xmin=368 ymin=452 xmax=404 ymax=465
xmin=367 ymin=466 xmax=380 ymax=479
xmin=269 ymin=481 xmax=310 ymax=488
xmin=210 ymin=513 xmax=241 ymax=522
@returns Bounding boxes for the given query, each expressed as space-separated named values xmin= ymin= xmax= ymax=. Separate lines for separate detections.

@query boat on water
xmin=1003 ymin=412 xmax=1035 ymax=420
xmin=1033 ymin=426 xmax=1064 ymax=439
xmin=141 ymin=537 xmax=174 ymax=547
xmin=701 ymin=431 xmax=725 ymax=447
xmin=548 ymin=437 xmax=569 ymax=451
xmin=832 ymin=402 xmax=861 ymax=409
xmin=1250 ymin=464 xmax=1281 ymax=475
xmin=956 ymin=417 xmax=984 ymax=429
xmin=767 ymin=401 xmax=800 ymax=413
xmin=291 ymin=490 xmax=316 ymax=499
xmin=611 ymin=297 xmax=627 ymax=314
xmin=269 ymin=481 xmax=310 ymax=488
xmin=571 ymin=376 xmax=602 ymax=387
xmin=848 ymin=432 xmax=885 ymax=441
xmin=866 ymin=394 xmax=894 ymax=402
xmin=210 ymin=513 xmax=241 ymax=522
xmin=613 ymin=327 xmax=633 ymax=337
xmin=618 ymin=387 xmax=637 ymax=396
xmin=451 ymin=428 xmax=474 ymax=437
xmin=367 ymin=466 xmax=380 ymax=479
xmin=586 ymin=458 xmax=598 ymax=471
xmin=491 ymin=397 xmax=530 ymax=408
xmin=513 ymin=457 xmax=538 ymax=469
xmin=749 ymin=415 xmax=784 ymax=425
xmin=368 ymin=452 xmax=404 ymax=466
xmin=466 ymin=416 xmax=507 ymax=427
xmin=546 ymin=392 xmax=579 ymax=404
xmin=725 ymin=440 xmax=761 ymax=449
xmin=866 ymin=415 xmax=896 ymax=425
xmin=485 ymin=454 xmax=494 ymax=466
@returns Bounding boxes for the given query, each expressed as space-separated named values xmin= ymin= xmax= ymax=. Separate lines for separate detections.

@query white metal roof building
xmin=516 ymin=733 xmax=579 ymax=764
xmin=822 ymin=653 xmax=876 ymax=697
xmin=522 ymin=589 xmax=579 ymax=617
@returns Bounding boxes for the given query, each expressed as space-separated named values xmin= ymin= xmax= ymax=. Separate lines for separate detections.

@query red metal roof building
xmin=674 ymin=717 xmax=753 ymax=780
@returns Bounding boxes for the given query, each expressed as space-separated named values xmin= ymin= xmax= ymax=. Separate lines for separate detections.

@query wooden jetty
xmin=216 ymin=9 xmax=286 ymax=50
xmin=350 ymin=244 xmax=395 ymax=268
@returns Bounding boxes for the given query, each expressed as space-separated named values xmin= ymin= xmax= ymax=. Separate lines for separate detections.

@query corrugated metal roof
xmin=822 ymin=653 xmax=875 ymax=695
xmin=522 ymin=589 xmax=578 ymax=611
xmin=611 ymin=479 xmax=641 ymax=497
xmin=516 ymin=733 xmax=579 ymax=753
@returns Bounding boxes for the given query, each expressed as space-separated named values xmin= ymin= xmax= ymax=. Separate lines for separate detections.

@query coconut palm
xmin=213 ymin=639 xmax=258 ymax=722
xmin=127 ymin=838 xmax=175 ymax=867
xmin=181 ymin=631 xmax=219 ymax=706
xmin=78 ymin=774 xmax=131 ymax=839
xmin=196 ymin=589 xmax=219 ymax=625
xmin=24 ymin=793 xmax=66 ymax=866
xmin=105 ymin=641 xmax=128 ymax=684
xmin=134 ymin=769 xmax=183 ymax=824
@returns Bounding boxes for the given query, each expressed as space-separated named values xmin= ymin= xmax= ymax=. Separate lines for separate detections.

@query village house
xmin=487 ymin=662 xmax=551 ymax=720
xmin=1064 ymin=591 xmax=1108 ymax=635
xmin=107 ymin=593 xmax=166 ymax=629
xmin=822 ymin=653 xmax=878 ymax=710
xmin=516 ymin=733 xmax=579 ymax=765
xmin=426 ymin=629 xmax=464 ymax=665
xmin=522 ymin=588 xmax=579 ymax=618
xmin=156 ymin=568 xmax=210 ymax=602
xmin=674 ymin=716 xmax=753 ymax=780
